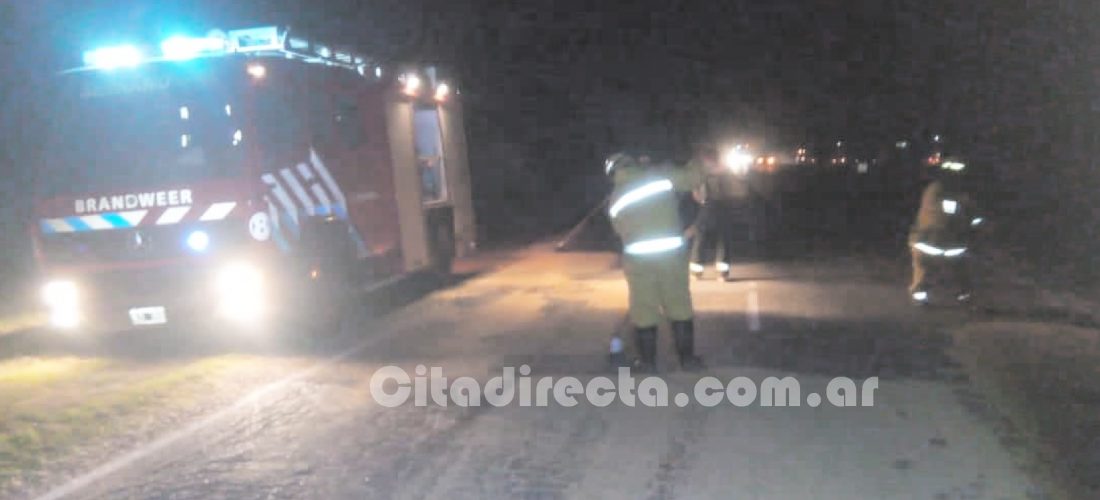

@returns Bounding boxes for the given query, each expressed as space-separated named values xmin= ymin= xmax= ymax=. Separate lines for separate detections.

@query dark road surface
xmin=6 ymin=243 xmax=1084 ymax=500
xmin=3 ymin=168 xmax=1096 ymax=499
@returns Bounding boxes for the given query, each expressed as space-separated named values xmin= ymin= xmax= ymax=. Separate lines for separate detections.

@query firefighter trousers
xmin=910 ymin=248 xmax=972 ymax=293
xmin=690 ymin=202 xmax=754 ymax=266
xmin=623 ymin=249 xmax=694 ymax=329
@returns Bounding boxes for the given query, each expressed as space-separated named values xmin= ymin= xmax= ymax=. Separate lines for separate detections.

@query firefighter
xmin=606 ymin=147 xmax=716 ymax=371
xmin=690 ymin=158 xmax=757 ymax=281
xmin=908 ymin=156 xmax=979 ymax=303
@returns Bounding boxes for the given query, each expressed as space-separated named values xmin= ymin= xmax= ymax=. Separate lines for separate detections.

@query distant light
xmin=402 ymin=73 xmax=422 ymax=97
xmin=375 ymin=66 xmax=383 ymax=79
xmin=857 ymin=162 xmax=869 ymax=174
xmin=933 ymin=134 xmax=942 ymax=142
xmin=246 ymin=63 xmax=267 ymax=79
xmin=186 ymin=230 xmax=210 ymax=252
xmin=896 ymin=140 xmax=909 ymax=149
xmin=723 ymin=148 xmax=753 ymax=174
xmin=942 ymin=199 xmax=958 ymax=214
xmin=766 ymin=156 xmax=776 ymax=166
xmin=434 ymin=82 xmax=451 ymax=101
xmin=316 ymin=45 xmax=332 ymax=58
xmin=224 ymin=104 xmax=232 ymax=116
xmin=83 ymin=45 xmax=143 ymax=69
xmin=232 ymin=129 xmax=243 ymax=146
xmin=971 ymin=217 xmax=984 ymax=227
xmin=942 ymin=161 xmax=966 ymax=171
xmin=161 ymin=35 xmax=226 ymax=61
xmin=179 ymin=106 xmax=190 ymax=120
xmin=181 ymin=134 xmax=190 ymax=148
xmin=836 ymin=141 xmax=843 ymax=148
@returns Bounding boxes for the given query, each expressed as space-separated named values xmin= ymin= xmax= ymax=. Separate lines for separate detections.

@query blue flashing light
xmin=186 ymin=230 xmax=211 ymax=252
xmin=161 ymin=35 xmax=227 ymax=61
xmin=83 ymin=45 xmax=143 ymax=69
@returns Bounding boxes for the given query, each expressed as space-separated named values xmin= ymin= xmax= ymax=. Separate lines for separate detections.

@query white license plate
xmin=129 ymin=306 xmax=167 ymax=326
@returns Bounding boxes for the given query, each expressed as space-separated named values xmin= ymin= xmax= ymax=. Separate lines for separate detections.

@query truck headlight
xmin=49 ymin=307 xmax=81 ymax=329
xmin=42 ymin=280 xmax=78 ymax=307
xmin=41 ymin=280 xmax=80 ymax=329
xmin=216 ymin=262 xmax=265 ymax=322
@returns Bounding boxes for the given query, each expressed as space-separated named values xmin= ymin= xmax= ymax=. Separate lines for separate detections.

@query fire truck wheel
xmin=300 ymin=220 xmax=357 ymax=335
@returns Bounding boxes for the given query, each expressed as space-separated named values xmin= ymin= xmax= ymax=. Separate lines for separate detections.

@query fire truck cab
xmin=31 ymin=26 xmax=476 ymax=332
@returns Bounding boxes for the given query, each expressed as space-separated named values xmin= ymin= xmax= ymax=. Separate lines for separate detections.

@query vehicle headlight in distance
xmin=723 ymin=149 xmax=753 ymax=175
xmin=215 ymin=262 xmax=265 ymax=322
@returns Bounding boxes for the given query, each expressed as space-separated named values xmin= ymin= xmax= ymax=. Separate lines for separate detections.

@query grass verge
xmin=0 ymin=355 xmax=259 ymax=492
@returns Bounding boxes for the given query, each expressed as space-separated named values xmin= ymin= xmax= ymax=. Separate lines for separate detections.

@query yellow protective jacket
xmin=910 ymin=179 xmax=974 ymax=245
xmin=609 ymin=158 xmax=706 ymax=255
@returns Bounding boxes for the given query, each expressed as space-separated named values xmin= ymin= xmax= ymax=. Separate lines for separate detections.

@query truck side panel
xmin=287 ymin=66 xmax=404 ymax=277
xmin=385 ymin=99 xmax=431 ymax=273
xmin=437 ymin=101 xmax=477 ymax=257
xmin=348 ymin=86 xmax=405 ymax=274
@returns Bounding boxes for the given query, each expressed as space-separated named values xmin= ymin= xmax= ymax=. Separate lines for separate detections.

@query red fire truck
xmin=31 ymin=26 xmax=477 ymax=332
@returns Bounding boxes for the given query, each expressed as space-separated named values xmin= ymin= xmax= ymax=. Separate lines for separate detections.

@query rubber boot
xmin=633 ymin=326 xmax=658 ymax=373
xmin=690 ymin=263 xmax=705 ymax=281
xmin=671 ymin=320 xmax=704 ymax=371
xmin=716 ymin=262 xmax=732 ymax=282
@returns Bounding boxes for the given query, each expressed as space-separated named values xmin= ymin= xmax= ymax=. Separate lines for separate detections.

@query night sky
xmin=1 ymin=1 xmax=1098 ymax=269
